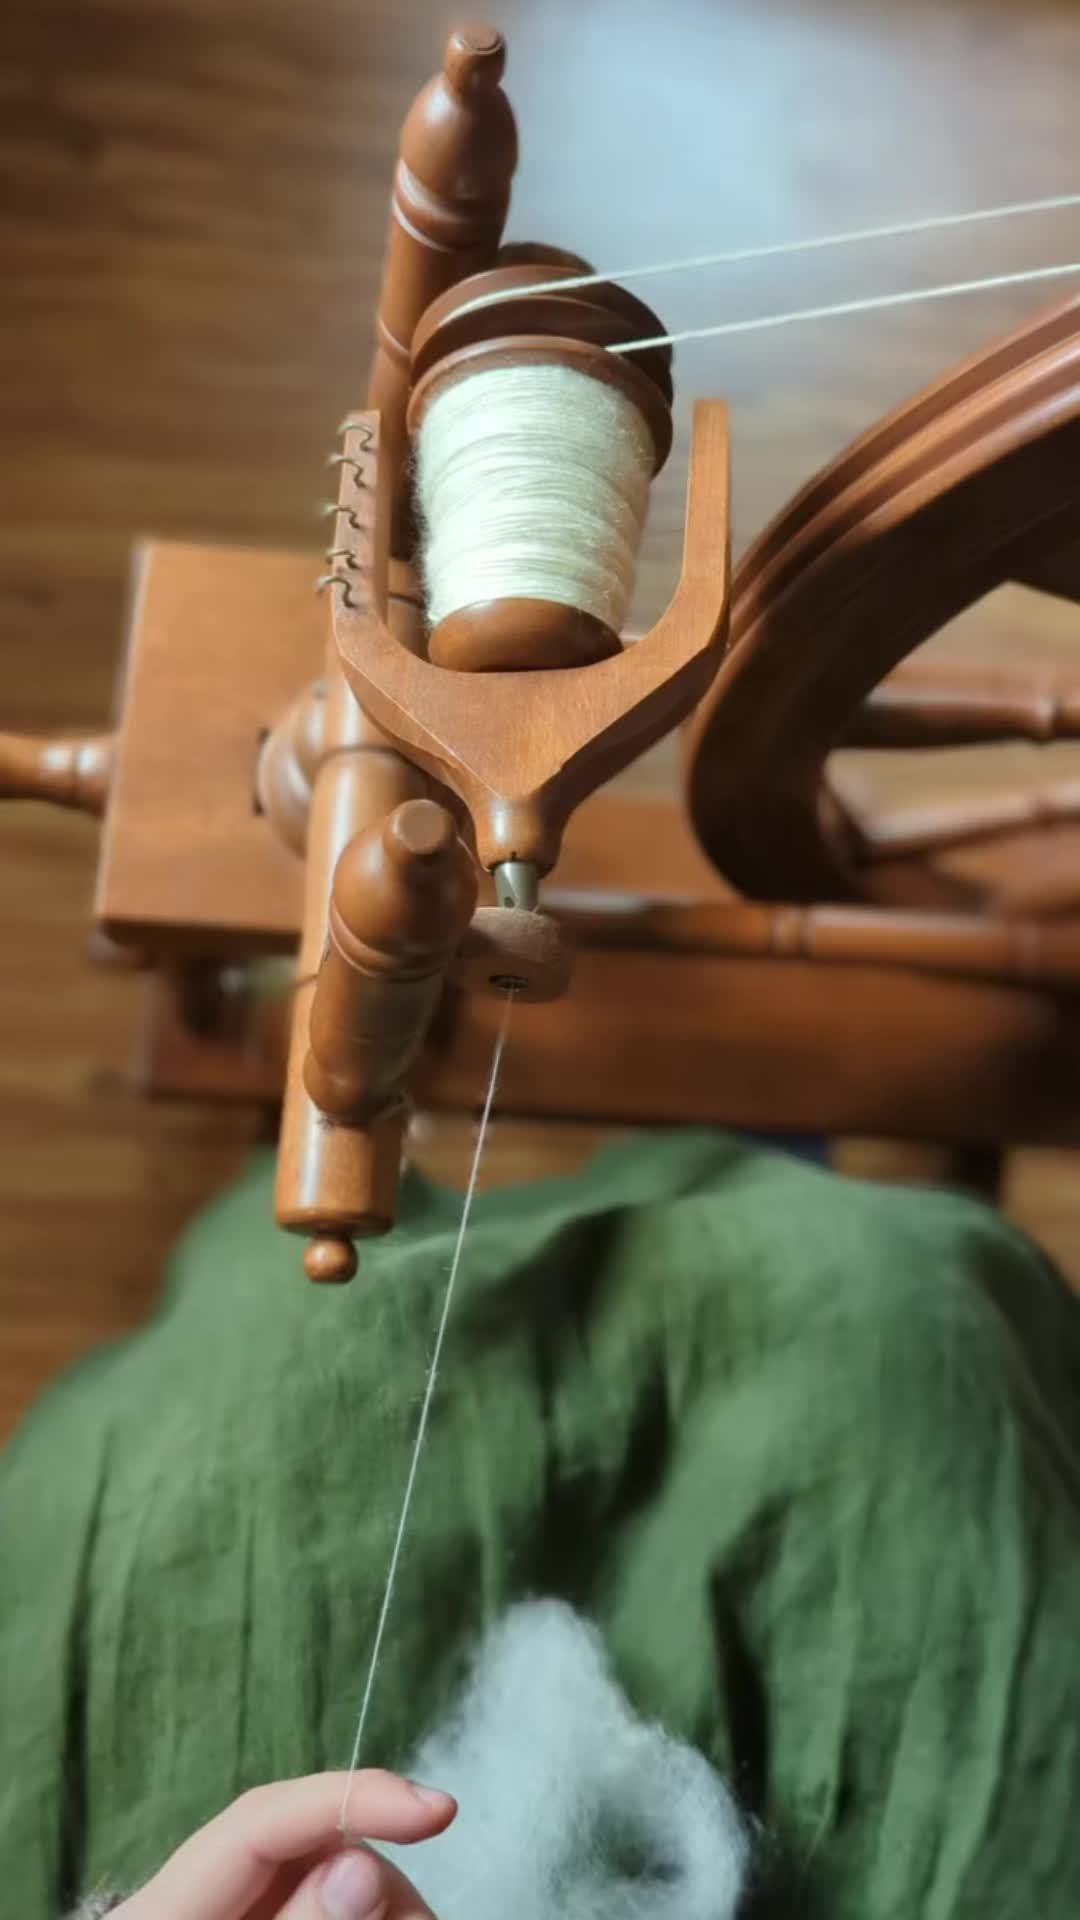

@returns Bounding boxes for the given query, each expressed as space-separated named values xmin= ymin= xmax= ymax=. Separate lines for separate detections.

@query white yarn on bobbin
xmin=416 ymin=362 xmax=656 ymax=633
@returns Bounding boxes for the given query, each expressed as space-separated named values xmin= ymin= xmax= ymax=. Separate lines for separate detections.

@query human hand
xmin=113 ymin=1769 xmax=454 ymax=1920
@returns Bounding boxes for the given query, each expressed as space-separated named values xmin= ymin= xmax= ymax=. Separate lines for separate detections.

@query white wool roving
xmin=378 ymin=1600 xmax=750 ymax=1920
xmin=417 ymin=363 xmax=655 ymax=634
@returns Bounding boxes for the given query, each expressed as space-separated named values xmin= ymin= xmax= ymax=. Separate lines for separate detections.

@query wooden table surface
xmin=3 ymin=0 xmax=1080 ymax=1438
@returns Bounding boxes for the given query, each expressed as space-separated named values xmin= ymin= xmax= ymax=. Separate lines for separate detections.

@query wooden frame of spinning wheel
xmin=111 ymin=517 xmax=1080 ymax=1154
xmin=9 ymin=17 xmax=1080 ymax=1250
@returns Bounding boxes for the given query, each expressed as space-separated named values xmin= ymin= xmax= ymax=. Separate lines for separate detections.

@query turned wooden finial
xmin=0 ymin=732 xmax=113 ymax=813
xmin=440 ymin=20 xmax=506 ymax=93
xmin=304 ymin=798 xmax=478 ymax=1122
xmin=304 ymin=1234 xmax=359 ymax=1285
xmin=367 ymin=23 xmax=517 ymax=554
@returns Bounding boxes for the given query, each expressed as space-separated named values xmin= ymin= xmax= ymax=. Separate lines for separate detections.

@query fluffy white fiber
xmin=379 ymin=1600 xmax=749 ymax=1920
xmin=417 ymin=363 xmax=655 ymax=633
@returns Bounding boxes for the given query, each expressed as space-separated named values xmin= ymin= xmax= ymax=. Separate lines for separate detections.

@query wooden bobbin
xmin=406 ymin=261 xmax=674 ymax=672
xmin=333 ymin=402 xmax=729 ymax=879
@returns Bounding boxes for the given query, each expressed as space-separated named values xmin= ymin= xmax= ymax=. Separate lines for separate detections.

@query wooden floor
xmin=3 ymin=0 xmax=1080 ymax=1440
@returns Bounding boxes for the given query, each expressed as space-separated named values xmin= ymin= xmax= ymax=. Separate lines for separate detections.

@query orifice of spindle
xmin=304 ymin=799 xmax=477 ymax=1121
xmin=367 ymin=23 xmax=517 ymax=553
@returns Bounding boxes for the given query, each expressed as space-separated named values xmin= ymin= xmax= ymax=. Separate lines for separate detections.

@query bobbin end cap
xmin=429 ymin=599 xmax=623 ymax=674
xmin=444 ymin=24 xmax=506 ymax=94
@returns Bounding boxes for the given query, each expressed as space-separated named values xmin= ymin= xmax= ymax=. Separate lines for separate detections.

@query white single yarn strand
xmin=338 ymin=991 xmax=515 ymax=1841
xmin=417 ymin=364 xmax=655 ymax=633
xmin=450 ymin=188 xmax=1080 ymax=313
xmin=611 ymin=258 xmax=1080 ymax=354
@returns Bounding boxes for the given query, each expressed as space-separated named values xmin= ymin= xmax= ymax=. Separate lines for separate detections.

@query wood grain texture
xmin=686 ymin=297 xmax=1080 ymax=900
xmin=421 ymin=955 xmax=1080 ymax=1146
xmin=97 ymin=541 xmax=319 ymax=950
xmin=4 ymin=0 xmax=1080 ymax=1437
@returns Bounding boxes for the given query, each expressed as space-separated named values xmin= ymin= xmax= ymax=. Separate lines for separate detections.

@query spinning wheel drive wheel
xmin=685 ymin=296 xmax=1080 ymax=911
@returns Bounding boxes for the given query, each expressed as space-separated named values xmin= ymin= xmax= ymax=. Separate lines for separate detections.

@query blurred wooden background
xmin=2 ymin=0 xmax=1080 ymax=1438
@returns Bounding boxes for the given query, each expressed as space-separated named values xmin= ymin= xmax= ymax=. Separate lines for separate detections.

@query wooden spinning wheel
xmin=686 ymin=296 xmax=1080 ymax=907
xmin=4 ymin=20 xmax=1080 ymax=1289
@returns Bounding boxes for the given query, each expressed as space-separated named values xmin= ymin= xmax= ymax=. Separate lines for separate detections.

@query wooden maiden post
xmin=303 ymin=798 xmax=477 ymax=1125
xmin=270 ymin=27 xmax=517 ymax=1282
xmin=273 ymin=24 xmax=730 ymax=1284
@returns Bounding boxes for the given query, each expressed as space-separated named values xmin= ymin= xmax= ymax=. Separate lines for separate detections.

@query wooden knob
xmin=304 ymin=1234 xmax=359 ymax=1285
xmin=367 ymin=22 xmax=517 ymax=555
xmin=304 ymin=799 xmax=478 ymax=1122
xmin=331 ymin=797 xmax=478 ymax=967
xmin=443 ymin=22 xmax=506 ymax=95
xmin=403 ymin=27 xmax=516 ymax=197
xmin=388 ymin=794 xmax=454 ymax=857
xmin=0 ymin=731 xmax=113 ymax=814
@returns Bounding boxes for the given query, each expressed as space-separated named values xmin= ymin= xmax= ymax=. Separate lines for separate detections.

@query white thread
xmin=339 ymin=991 xmax=515 ymax=1840
xmin=610 ymin=258 xmax=1080 ymax=354
xmin=456 ymin=190 xmax=1080 ymax=314
xmin=417 ymin=364 xmax=655 ymax=633
xmin=449 ymin=188 xmax=1076 ymax=314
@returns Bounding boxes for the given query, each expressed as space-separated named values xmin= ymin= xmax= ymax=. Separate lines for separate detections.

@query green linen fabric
xmin=2 ymin=1130 xmax=1079 ymax=1917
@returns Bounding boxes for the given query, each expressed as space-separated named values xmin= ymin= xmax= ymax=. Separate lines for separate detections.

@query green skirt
xmin=2 ymin=1130 xmax=1079 ymax=1916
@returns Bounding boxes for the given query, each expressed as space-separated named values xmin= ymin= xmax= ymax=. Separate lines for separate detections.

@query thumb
xmin=280 ymin=1846 xmax=436 ymax=1920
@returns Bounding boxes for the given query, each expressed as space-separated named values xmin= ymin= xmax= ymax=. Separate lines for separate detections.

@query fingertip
xmin=408 ymin=1781 xmax=457 ymax=1828
xmin=318 ymin=1849 xmax=389 ymax=1919
xmin=339 ymin=1770 xmax=456 ymax=1844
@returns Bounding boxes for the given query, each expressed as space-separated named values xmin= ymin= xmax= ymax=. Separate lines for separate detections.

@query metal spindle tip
xmin=493 ymin=860 xmax=540 ymax=912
